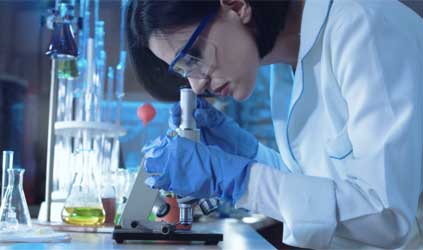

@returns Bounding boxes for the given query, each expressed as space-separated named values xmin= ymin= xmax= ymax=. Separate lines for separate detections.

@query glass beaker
xmin=113 ymin=168 xmax=128 ymax=225
xmin=0 ymin=168 xmax=32 ymax=232
xmin=62 ymin=149 xmax=105 ymax=226
xmin=114 ymin=168 xmax=138 ymax=224
xmin=100 ymin=176 xmax=116 ymax=225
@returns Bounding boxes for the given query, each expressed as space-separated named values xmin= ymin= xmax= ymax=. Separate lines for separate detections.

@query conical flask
xmin=0 ymin=168 xmax=32 ymax=232
xmin=62 ymin=149 xmax=105 ymax=226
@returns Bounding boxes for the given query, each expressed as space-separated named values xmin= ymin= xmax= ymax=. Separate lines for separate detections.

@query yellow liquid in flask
xmin=62 ymin=207 xmax=106 ymax=226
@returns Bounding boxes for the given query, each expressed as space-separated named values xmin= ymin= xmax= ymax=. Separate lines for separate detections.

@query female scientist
xmin=126 ymin=0 xmax=423 ymax=248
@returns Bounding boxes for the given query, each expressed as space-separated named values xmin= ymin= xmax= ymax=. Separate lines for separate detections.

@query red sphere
xmin=137 ymin=103 xmax=156 ymax=126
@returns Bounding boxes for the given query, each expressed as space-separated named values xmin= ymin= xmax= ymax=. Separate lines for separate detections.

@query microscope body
xmin=117 ymin=87 xmax=218 ymax=234
xmin=175 ymin=88 xmax=219 ymax=226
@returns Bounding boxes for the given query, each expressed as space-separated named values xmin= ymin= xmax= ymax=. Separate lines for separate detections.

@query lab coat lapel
xmin=270 ymin=64 xmax=301 ymax=172
xmin=286 ymin=0 xmax=333 ymax=165
xmin=299 ymin=0 xmax=333 ymax=60
xmin=289 ymin=0 xmax=333 ymax=113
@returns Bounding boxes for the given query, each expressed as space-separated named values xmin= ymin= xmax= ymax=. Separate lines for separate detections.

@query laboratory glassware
xmin=46 ymin=23 xmax=78 ymax=59
xmin=0 ymin=168 xmax=32 ymax=232
xmin=114 ymin=168 xmax=138 ymax=224
xmin=62 ymin=149 xmax=105 ymax=226
xmin=100 ymin=173 xmax=116 ymax=224
xmin=1 ymin=151 xmax=14 ymax=200
xmin=113 ymin=168 xmax=128 ymax=224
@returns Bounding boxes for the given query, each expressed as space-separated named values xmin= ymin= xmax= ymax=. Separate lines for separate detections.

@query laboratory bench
xmin=0 ymin=219 xmax=279 ymax=250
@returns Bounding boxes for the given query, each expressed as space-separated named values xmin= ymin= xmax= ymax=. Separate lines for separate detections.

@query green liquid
xmin=57 ymin=60 xmax=79 ymax=79
xmin=114 ymin=212 xmax=121 ymax=225
xmin=62 ymin=207 xmax=105 ymax=226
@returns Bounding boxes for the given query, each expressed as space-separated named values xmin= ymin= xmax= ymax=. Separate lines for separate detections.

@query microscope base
xmin=112 ymin=225 xmax=223 ymax=245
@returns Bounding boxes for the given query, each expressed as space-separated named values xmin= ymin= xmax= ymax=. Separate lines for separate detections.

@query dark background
xmin=0 ymin=0 xmax=153 ymax=207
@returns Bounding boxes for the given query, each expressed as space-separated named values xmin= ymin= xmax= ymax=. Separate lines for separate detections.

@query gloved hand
xmin=169 ymin=98 xmax=258 ymax=159
xmin=142 ymin=135 xmax=254 ymax=204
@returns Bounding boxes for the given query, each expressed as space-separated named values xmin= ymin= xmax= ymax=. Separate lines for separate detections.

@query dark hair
xmin=126 ymin=0 xmax=290 ymax=101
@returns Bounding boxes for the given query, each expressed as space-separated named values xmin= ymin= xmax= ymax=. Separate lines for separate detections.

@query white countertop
xmin=0 ymin=219 xmax=276 ymax=250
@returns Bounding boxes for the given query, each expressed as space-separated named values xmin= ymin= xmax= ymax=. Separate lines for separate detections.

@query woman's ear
xmin=219 ymin=0 xmax=252 ymax=24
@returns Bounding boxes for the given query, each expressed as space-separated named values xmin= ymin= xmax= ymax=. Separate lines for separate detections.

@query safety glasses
xmin=168 ymin=11 xmax=218 ymax=79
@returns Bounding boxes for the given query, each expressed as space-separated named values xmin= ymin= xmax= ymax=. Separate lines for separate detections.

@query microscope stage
xmin=112 ymin=225 xmax=223 ymax=245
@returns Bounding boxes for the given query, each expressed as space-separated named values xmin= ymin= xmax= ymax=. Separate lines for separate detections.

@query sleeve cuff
xmin=235 ymin=162 xmax=286 ymax=221
xmin=235 ymin=162 xmax=338 ymax=249
xmin=279 ymin=174 xmax=337 ymax=248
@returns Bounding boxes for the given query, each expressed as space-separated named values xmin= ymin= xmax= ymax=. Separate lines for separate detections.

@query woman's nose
xmin=188 ymin=77 xmax=209 ymax=94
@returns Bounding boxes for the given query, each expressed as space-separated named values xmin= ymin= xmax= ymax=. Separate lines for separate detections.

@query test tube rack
xmin=38 ymin=121 xmax=126 ymax=223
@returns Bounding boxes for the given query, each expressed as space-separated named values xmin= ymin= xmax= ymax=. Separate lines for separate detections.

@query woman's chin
xmin=232 ymin=88 xmax=253 ymax=102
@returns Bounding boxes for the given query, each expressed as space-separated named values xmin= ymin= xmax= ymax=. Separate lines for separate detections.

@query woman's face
xmin=149 ymin=7 xmax=260 ymax=101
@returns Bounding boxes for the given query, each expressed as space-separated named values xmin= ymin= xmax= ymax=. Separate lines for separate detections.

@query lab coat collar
xmin=299 ymin=0 xmax=333 ymax=59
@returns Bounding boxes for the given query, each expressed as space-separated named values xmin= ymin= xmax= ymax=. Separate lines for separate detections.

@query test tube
xmin=115 ymin=51 xmax=126 ymax=125
xmin=106 ymin=67 xmax=114 ymax=122
xmin=1 ymin=151 xmax=14 ymax=200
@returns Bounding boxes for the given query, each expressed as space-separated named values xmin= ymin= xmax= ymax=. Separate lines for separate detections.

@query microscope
xmin=112 ymin=88 xmax=223 ymax=244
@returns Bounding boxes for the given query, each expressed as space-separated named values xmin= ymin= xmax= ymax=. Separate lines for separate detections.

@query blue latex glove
xmin=142 ymin=135 xmax=254 ymax=204
xmin=169 ymin=98 xmax=258 ymax=159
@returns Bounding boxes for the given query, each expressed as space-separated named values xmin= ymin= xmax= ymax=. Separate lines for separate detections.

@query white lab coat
xmin=236 ymin=0 xmax=423 ymax=249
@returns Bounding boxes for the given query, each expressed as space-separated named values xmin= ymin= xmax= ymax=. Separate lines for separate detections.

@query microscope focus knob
xmin=130 ymin=220 xmax=139 ymax=228
xmin=155 ymin=203 xmax=170 ymax=218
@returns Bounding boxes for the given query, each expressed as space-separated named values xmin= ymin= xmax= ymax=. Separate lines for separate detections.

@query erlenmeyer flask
xmin=62 ymin=148 xmax=105 ymax=226
xmin=46 ymin=22 xmax=78 ymax=58
xmin=0 ymin=168 xmax=32 ymax=232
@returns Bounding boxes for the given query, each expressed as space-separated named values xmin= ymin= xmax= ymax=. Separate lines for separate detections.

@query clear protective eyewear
xmin=168 ymin=11 xmax=218 ymax=79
